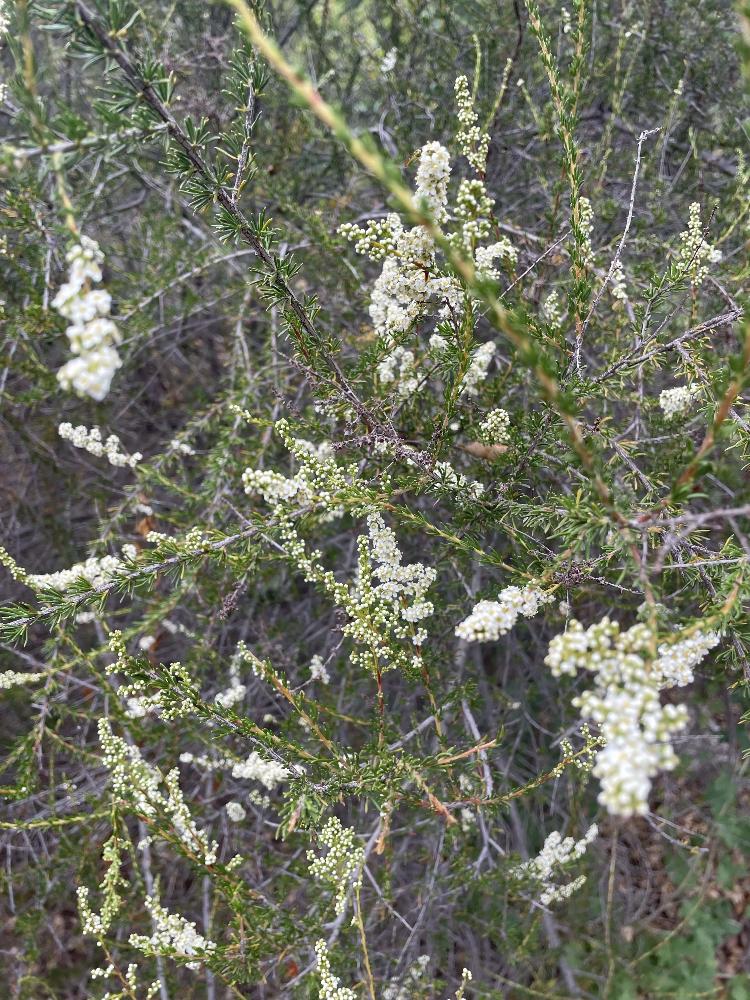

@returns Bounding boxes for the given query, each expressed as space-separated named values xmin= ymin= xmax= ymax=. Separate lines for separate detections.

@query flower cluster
xmin=214 ymin=652 xmax=247 ymax=709
xmin=242 ymin=420 xmax=351 ymax=521
xmin=415 ymin=140 xmax=452 ymax=223
xmin=433 ymin=460 xmax=485 ymax=499
xmin=0 ymin=669 xmax=46 ymax=690
xmin=277 ymin=512 xmax=435 ymax=674
xmin=610 ymin=260 xmax=628 ymax=304
xmin=542 ymin=290 xmax=563 ymax=328
xmin=339 ymin=215 xmax=400 ymax=262
xmin=677 ymin=202 xmax=722 ymax=286
xmin=478 ymin=407 xmax=511 ymax=445
xmin=456 ymin=584 xmax=553 ymax=642
xmin=577 ymin=196 xmax=595 ymax=267
xmin=377 ymin=345 xmax=420 ymax=397
xmin=58 ymin=422 xmax=142 ymax=468
xmin=659 ymin=383 xmax=700 ymax=420
xmin=513 ymin=825 xmax=598 ymax=905
xmin=383 ymin=955 xmax=431 ymax=1000
xmin=454 ymin=75 xmax=489 ymax=174
xmin=52 ymin=237 xmax=122 ymax=400
xmin=77 ymin=835 xmax=124 ymax=941
xmin=475 ymin=238 xmax=517 ymax=278
xmin=460 ymin=341 xmax=496 ymax=396
xmin=545 ymin=618 xmax=719 ymax=815
xmin=98 ymin=719 xmax=218 ymax=864
xmin=231 ymin=750 xmax=289 ymax=790
xmin=225 ymin=800 xmax=246 ymax=822
xmin=307 ymin=816 xmax=364 ymax=915
xmin=309 ymin=654 xmax=330 ymax=684
xmin=26 ymin=545 xmax=136 ymax=592
xmin=314 ymin=940 xmax=357 ymax=1000
xmin=129 ymin=896 xmax=216 ymax=971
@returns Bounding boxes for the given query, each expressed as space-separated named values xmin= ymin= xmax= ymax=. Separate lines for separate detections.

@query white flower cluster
xmin=677 ymin=202 xmax=722 ymax=286
xmin=307 ymin=816 xmax=364 ymax=915
xmin=542 ymin=290 xmax=563 ymax=329
xmin=243 ymin=421 xmax=350 ymax=522
xmin=455 ymin=75 xmax=490 ymax=174
xmin=52 ymin=237 xmax=122 ymax=400
xmin=231 ymin=751 xmax=289 ymax=790
xmin=77 ymin=835 xmax=124 ymax=941
xmin=352 ymin=513 xmax=436 ymax=667
xmin=129 ymin=896 xmax=216 ymax=971
xmin=339 ymin=215 xmax=400 ymax=262
xmin=214 ymin=653 xmax=246 ymax=709
xmin=610 ymin=260 xmax=628 ymax=304
xmin=0 ymin=669 xmax=46 ymax=690
xmin=415 ymin=140 xmax=452 ymax=223
xmin=98 ymin=718 xmax=218 ymax=864
xmin=314 ymin=940 xmax=357 ymax=1000
xmin=342 ymin=144 xmax=465 ymax=345
xmin=659 ymin=383 xmax=700 ymax=420
xmin=58 ymin=422 xmax=141 ymax=468
xmin=377 ymin=344 xmax=419 ymax=397
xmin=26 ymin=544 xmax=136 ymax=591
xmin=383 ymin=955 xmax=431 ymax=1000
xmin=577 ymin=196 xmax=595 ymax=268
xmin=460 ymin=341 xmax=496 ymax=396
xmin=309 ymin=654 xmax=330 ymax=684
xmin=433 ymin=460 xmax=485 ymax=499
xmin=455 ymin=178 xmax=494 ymax=246
xmin=278 ymin=512 xmax=435 ymax=674
xmin=475 ymin=238 xmax=517 ymax=278
xmin=478 ymin=407 xmax=511 ymax=445
xmin=456 ymin=584 xmax=553 ymax=643
xmin=225 ymin=800 xmax=246 ymax=822
xmin=380 ymin=46 xmax=397 ymax=75
xmin=513 ymin=825 xmax=598 ymax=906
xmin=545 ymin=618 xmax=719 ymax=815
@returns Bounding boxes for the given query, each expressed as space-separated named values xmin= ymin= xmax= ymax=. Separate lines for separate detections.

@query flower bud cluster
xmin=243 ymin=420 xmax=351 ymax=522
xmin=577 ymin=197 xmax=595 ymax=268
xmin=415 ymin=140 xmax=452 ymax=223
xmin=677 ymin=202 xmax=722 ymax=286
xmin=0 ymin=669 xmax=46 ymax=690
xmin=545 ymin=617 xmax=719 ymax=815
xmin=454 ymin=75 xmax=490 ymax=174
xmin=478 ymin=407 xmax=511 ymax=445
xmin=383 ymin=955 xmax=431 ymax=1000
xmin=542 ymin=290 xmax=563 ymax=328
xmin=58 ymin=422 xmax=141 ymax=468
xmin=314 ymin=940 xmax=357 ymax=1000
xmin=610 ymin=260 xmax=628 ymax=304
xmin=98 ymin=718 xmax=218 ymax=864
xmin=230 ymin=750 xmax=289 ymax=790
xmin=277 ymin=512 xmax=435 ymax=674
xmin=52 ymin=237 xmax=122 ymax=400
xmin=307 ymin=816 xmax=364 ymax=915
xmin=456 ymin=178 xmax=494 ymax=245
xmin=513 ymin=824 xmax=598 ymax=906
xmin=456 ymin=584 xmax=553 ymax=642
xmin=339 ymin=215 xmax=400 ymax=261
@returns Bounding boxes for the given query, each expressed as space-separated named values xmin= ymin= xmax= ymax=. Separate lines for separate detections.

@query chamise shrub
xmin=1 ymin=0 xmax=750 ymax=997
